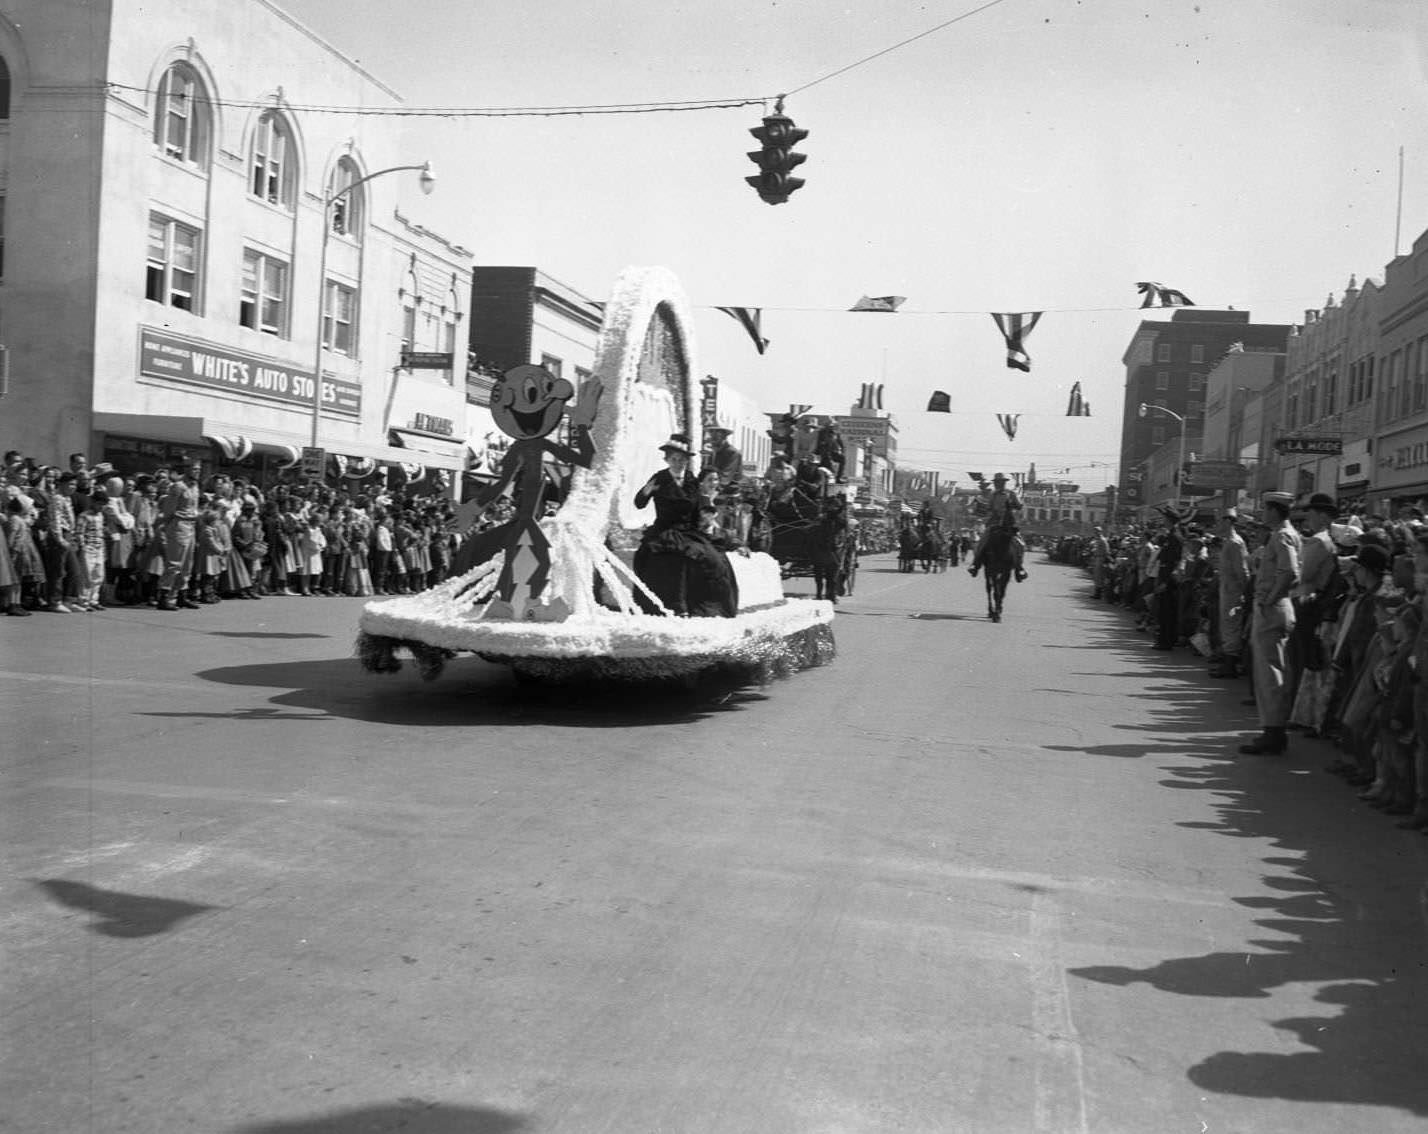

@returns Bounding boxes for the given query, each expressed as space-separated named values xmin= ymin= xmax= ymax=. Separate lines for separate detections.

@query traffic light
xmin=746 ymin=107 xmax=808 ymax=205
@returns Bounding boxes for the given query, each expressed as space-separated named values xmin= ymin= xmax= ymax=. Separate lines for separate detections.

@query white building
xmin=0 ymin=0 xmax=471 ymax=487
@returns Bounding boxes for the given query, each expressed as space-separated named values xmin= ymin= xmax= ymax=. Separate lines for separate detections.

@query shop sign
xmin=408 ymin=413 xmax=455 ymax=437
xmin=1182 ymin=460 xmax=1248 ymax=489
xmin=1273 ymin=436 xmax=1342 ymax=455
xmin=700 ymin=376 xmax=719 ymax=456
xmin=139 ymin=327 xmax=361 ymax=417
xmin=300 ymin=447 xmax=325 ymax=477
xmin=401 ymin=351 xmax=454 ymax=370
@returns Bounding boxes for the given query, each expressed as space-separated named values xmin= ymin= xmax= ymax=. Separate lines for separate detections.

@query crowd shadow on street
xmin=194 ymin=656 xmax=773 ymax=729
xmin=231 ymin=1099 xmax=529 ymax=1134
xmin=30 ymin=878 xmax=219 ymax=938
xmin=1054 ymin=566 xmax=1428 ymax=1117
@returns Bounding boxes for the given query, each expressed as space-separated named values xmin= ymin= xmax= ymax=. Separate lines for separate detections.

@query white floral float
xmin=357 ymin=266 xmax=835 ymax=683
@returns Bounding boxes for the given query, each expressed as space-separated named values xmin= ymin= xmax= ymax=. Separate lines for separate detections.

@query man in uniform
xmin=156 ymin=461 xmax=204 ymax=611
xmin=1088 ymin=525 xmax=1111 ymax=600
xmin=967 ymin=473 xmax=1028 ymax=581
xmin=1239 ymin=491 xmax=1302 ymax=754
xmin=1209 ymin=507 xmax=1250 ymax=678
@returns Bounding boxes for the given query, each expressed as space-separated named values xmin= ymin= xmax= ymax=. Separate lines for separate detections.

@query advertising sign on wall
xmin=139 ymin=327 xmax=362 ymax=417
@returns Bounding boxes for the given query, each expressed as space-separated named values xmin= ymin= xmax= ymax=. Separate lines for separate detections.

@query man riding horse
xmin=967 ymin=473 xmax=1029 ymax=582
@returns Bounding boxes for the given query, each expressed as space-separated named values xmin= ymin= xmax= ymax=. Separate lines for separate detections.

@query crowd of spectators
xmin=1051 ymin=500 xmax=1428 ymax=833
xmin=0 ymin=450 xmax=464 ymax=615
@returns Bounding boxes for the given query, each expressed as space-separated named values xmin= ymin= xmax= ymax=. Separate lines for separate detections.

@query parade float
xmin=356 ymin=266 xmax=835 ymax=684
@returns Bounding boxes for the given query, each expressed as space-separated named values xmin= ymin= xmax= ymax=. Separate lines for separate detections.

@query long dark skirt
xmin=634 ymin=528 xmax=738 ymax=618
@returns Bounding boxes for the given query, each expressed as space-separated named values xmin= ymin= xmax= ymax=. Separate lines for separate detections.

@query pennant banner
xmin=715 ymin=306 xmax=770 ymax=355
xmin=991 ymin=311 xmax=1043 ymax=372
xmin=849 ymin=295 xmax=906 ymax=313
xmin=996 ymin=413 xmax=1020 ymax=441
xmin=1065 ymin=381 xmax=1092 ymax=416
xmin=857 ymin=382 xmax=884 ymax=411
xmin=927 ymin=390 xmax=951 ymax=413
xmin=788 ymin=402 xmax=813 ymax=418
xmin=1136 ymin=281 xmax=1195 ymax=309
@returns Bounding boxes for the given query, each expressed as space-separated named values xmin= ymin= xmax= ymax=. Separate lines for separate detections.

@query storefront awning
xmin=93 ymin=412 xmax=465 ymax=471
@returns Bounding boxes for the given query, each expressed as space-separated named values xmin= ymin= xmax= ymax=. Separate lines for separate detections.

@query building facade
xmin=1117 ymin=309 xmax=1290 ymax=514
xmin=1369 ymin=230 xmax=1428 ymax=513
xmin=0 ymin=0 xmax=470 ymax=487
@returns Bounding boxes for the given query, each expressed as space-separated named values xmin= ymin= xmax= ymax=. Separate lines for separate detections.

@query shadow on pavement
xmin=31 ymin=878 xmax=219 ymax=937
xmin=232 ymin=1100 xmax=529 ymax=1133
xmin=195 ymin=657 xmax=771 ymax=728
xmin=207 ymin=631 xmax=332 ymax=639
xmin=1049 ymin=564 xmax=1428 ymax=1116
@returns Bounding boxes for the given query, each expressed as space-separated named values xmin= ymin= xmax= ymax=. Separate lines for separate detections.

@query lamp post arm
xmin=309 ymin=161 xmax=434 ymax=453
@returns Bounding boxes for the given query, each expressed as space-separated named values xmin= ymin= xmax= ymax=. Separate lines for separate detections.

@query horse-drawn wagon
xmin=758 ymin=491 xmax=856 ymax=603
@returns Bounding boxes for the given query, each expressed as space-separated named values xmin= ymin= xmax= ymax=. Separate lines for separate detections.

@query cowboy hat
xmin=1305 ymin=492 xmax=1338 ymax=514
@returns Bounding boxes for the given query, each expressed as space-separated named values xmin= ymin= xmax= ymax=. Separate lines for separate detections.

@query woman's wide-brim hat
xmin=659 ymin=433 xmax=695 ymax=457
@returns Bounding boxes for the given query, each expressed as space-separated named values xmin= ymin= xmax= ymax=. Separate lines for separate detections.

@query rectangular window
xmin=1156 ymin=344 xmax=1171 ymax=362
xmin=400 ymin=304 xmax=416 ymax=356
xmin=164 ymin=73 xmax=193 ymax=159
xmin=1190 ymin=344 xmax=1205 ymax=363
xmin=1286 ymin=391 xmax=1299 ymax=429
xmin=1155 ymin=372 xmax=1169 ymax=390
xmin=251 ymin=118 xmax=285 ymax=205
xmin=322 ymin=280 xmax=356 ymax=356
xmin=1188 ymin=372 xmax=1203 ymax=392
xmin=1416 ymin=337 xmax=1428 ymax=413
xmin=1306 ymin=378 xmax=1318 ymax=423
xmin=540 ymin=353 xmax=563 ymax=379
xmin=240 ymin=249 xmax=288 ymax=336
xmin=146 ymin=214 xmax=200 ymax=312
xmin=1324 ymin=363 xmax=1339 ymax=416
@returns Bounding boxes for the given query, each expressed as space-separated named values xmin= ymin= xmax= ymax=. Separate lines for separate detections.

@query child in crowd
xmin=74 ymin=489 xmax=109 ymax=610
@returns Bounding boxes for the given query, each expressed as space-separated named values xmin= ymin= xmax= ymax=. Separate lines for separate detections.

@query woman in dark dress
xmin=632 ymin=434 xmax=739 ymax=617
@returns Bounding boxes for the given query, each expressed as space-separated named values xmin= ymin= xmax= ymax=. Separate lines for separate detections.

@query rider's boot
xmin=968 ymin=556 xmax=980 ymax=578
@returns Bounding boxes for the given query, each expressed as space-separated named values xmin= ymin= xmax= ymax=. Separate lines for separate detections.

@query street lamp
xmin=310 ymin=162 xmax=436 ymax=452
xmin=1139 ymin=401 xmax=1187 ymax=511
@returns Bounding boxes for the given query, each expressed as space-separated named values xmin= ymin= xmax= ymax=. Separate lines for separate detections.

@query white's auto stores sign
xmin=139 ymin=327 xmax=361 ymax=417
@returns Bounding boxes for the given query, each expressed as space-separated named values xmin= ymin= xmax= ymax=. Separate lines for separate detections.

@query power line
xmin=786 ymin=0 xmax=1015 ymax=97
xmin=106 ymin=81 xmax=765 ymax=117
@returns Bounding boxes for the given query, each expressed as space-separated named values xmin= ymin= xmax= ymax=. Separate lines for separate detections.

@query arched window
xmin=328 ymin=157 xmax=364 ymax=237
xmin=442 ymin=286 xmax=461 ymax=383
xmin=399 ymin=267 xmax=420 ymax=357
xmin=153 ymin=63 xmax=211 ymax=168
xmin=0 ymin=55 xmax=11 ymax=119
xmin=250 ymin=111 xmax=296 ymax=208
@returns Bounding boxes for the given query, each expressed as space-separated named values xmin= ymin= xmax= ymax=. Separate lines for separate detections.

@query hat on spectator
xmin=1262 ymin=491 xmax=1294 ymax=509
xmin=1306 ymin=492 xmax=1338 ymax=515
xmin=1355 ymin=544 xmax=1391 ymax=572
xmin=707 ymin=426 xmax=734 ymax=438
xmin=658 ymin=433 xmax=695 ymax=457
xmin=1329 ymin=522 xmax=1362 ymax=548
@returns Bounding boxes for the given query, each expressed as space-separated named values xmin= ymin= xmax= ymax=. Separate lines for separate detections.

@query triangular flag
xmin=1065 ymin=381 xmax=1092 ymax=416
xmin=788 ymin=403 xmax=813 ymax=418
xmin=996 ymin=413 xmax=1020 ymax=441
xmin=991 ymin=312 xmax=1043 ymax=371
xmin=1136 ymin=281 xmax=1195 ymax=308
xmin=927 ymin=390 xmax=951 ymax=413
xmin=715 ymin=306 xmax=769 ymax=355
xmin=849 ymin=295 xmax=906 ymax=313
xmin=856 ymin=382 xmax=885 ymax=410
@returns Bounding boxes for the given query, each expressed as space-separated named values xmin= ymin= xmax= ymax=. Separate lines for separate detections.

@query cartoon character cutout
xmin=451 ymin=363 xmax=603 ymax=620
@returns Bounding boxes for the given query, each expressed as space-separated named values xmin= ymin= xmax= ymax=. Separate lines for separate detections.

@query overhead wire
xmin=102 ymin=0 xmax=1017 ymax=118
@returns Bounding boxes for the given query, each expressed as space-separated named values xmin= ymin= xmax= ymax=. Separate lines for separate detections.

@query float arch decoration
xmin=357 ymin=265 xmax=835 ymax=683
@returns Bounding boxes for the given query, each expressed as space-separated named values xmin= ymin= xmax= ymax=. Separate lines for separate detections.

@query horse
xmin=809 ymin=501 xmax=851 ymax=603
xmin=918 ymin=529 xmax=947 ymax=573
xmin=980 ymin=527 xmax=1016 ymax=622
xmin=897 ymin=527 xmax=920 ymax=573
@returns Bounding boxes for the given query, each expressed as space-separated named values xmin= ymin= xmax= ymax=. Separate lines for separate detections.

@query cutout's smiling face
xmin=491 ymin=364 xmax=575 ymax=440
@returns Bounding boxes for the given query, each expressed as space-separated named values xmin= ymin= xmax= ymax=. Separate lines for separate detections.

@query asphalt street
xmin=2 ymin=553 xmax=1427 ymax=1134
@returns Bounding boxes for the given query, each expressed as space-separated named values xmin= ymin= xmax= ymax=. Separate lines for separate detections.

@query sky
xmin=279 ymin=0 xmax=1428 ymax=492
